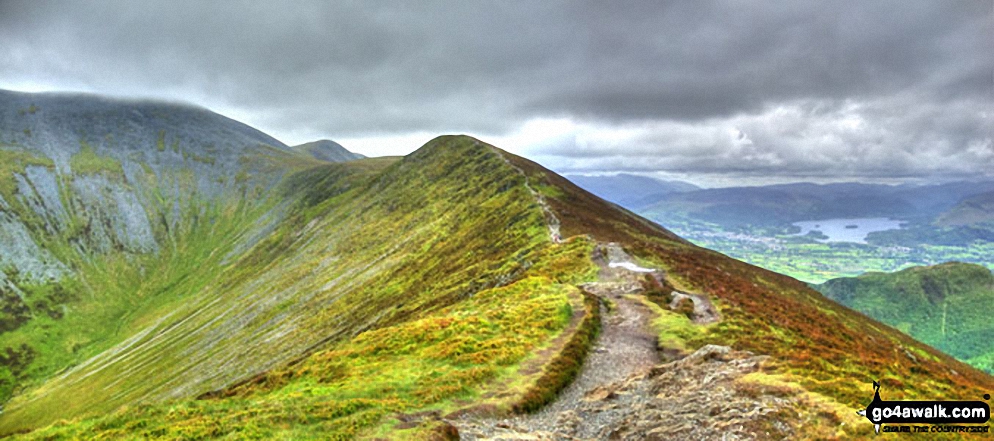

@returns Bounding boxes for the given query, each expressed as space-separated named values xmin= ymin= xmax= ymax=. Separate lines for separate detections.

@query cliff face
xmin=0 ymin=90 xmax=324 ymax=407
xmin=0 ymin=89 xmax=294 ymax=274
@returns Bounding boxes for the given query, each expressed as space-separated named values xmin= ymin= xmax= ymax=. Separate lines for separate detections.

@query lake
xmin=791 ymin=217 xmax=905 ymax=243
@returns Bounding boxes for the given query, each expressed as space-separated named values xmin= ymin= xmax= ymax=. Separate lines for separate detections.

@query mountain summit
xmin=292 ymin=139 xmax=365 ymax=162
xmin=0 ymin=93 xmax=990 ymax=439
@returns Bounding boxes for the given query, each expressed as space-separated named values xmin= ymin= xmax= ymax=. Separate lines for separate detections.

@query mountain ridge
xmin=0 ymin=93 xmax=990 ymax=438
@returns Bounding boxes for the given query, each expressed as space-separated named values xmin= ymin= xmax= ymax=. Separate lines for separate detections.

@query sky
xmin=1 ymin=1 xmax=991 ymax=187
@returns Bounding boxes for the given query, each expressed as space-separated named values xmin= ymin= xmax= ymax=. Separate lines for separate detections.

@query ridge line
xmin=486 ymin=144 xmax=562 ymax=244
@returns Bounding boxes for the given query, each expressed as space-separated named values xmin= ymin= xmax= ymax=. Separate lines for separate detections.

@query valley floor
xmin=649 ymin=217 xmax=994 ymax=283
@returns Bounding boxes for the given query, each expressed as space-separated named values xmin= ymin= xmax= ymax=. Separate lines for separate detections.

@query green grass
xmin=509 ymin=288 xmax=599 ymax=414
xmin=0 ymin=136 xmax=602 ymax=438
xmin=0 ymin=187 xmax=283 ymax=401
xmin=0 ymin=148 xmax=55 ymax=202
xmin=69 ymin=142 xmax=124 ymax=175
xmin=16 ymin=246 xmax=597 ymax=439
xmin=637 ymin=296 xmax=705 ymax=354
xmin=0 ymin=143 xmax=293 ymax=429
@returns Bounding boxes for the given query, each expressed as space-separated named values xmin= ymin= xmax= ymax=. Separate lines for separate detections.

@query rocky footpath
xmin=450 ymin=244 xmax=798 ymax=440
xmin=453 ymin=345 xmax=795 ymax=440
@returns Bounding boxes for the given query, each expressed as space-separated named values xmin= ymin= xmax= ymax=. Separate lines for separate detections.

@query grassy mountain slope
xmin=0 ymin=136 xmax=591 ymax=435
xmin=814 ymin=262 xmax=994 ymax=372
xmin=0 ymin=91 xmax=990 ymax=438
xmin=292 ymin=139 xmax=365 ymax=163
xmin=0 ymin=90 xmax=326 ymax=409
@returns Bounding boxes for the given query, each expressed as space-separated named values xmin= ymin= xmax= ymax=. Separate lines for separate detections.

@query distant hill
xmin=898 ymin=182 xmax=994 ymax=218
xmin=564 ymin=173 xmax=698 ymax=209
xmin=292 ymin=139 xmax=364 ymax=162
xmin=938 ymin=191 xmax=994 ymax=226
xmin=814 ymin=262 xmax=994 ymax=372
xmin=639 ymin=181 xmax=994 ymax=227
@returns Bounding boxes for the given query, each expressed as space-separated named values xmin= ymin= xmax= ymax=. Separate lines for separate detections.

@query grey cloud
xmin=532 ymin=96 xmax=993 ymax=181
xmin=0 ymin=0 xmax=990 ymax=182
xmin=527 ymin=1 xmax=991 ymax=121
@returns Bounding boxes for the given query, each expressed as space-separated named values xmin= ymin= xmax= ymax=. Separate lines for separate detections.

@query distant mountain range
xmin=938 ymin=191 xmax=994 ymax=226
xmin=814 ymin=262 xmax=994 ymax=373
xmin=635 ymin=181 xmax=994 ymax=227
xmin=563 ymin=173 xmax=698 ymax=209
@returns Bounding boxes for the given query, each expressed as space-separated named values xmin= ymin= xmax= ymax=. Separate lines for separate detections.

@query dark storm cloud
xmin=0 ymin=0 xmax=990 ymax=181
xmin=532 ymin=2 xmax=992 ymax=119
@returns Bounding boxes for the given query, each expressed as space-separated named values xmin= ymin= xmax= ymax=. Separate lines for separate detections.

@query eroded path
xmin=490 ymin=144 xmax=562 ymax=243
xmin=452 ymin=244 xmax=662 ymax=440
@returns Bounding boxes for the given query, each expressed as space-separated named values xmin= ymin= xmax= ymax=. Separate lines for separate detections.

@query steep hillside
xmin=0 ymin=94 xmax=990 ymax=438
xmin=293 ymin=139 xmax=365 ymax=162
xmin=815 ymin=263 xmax=994 ymax=372
xmin=0 ymin=89 xmax=324 ymax=408
xmin=0 ymin=91 xmax=381 ymax=409
xmin=939 ymin=191 xmax=994 ymax=226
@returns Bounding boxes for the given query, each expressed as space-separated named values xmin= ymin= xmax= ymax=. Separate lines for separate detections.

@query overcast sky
xmin=1 ymin=1 xmax=991 ymax=186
